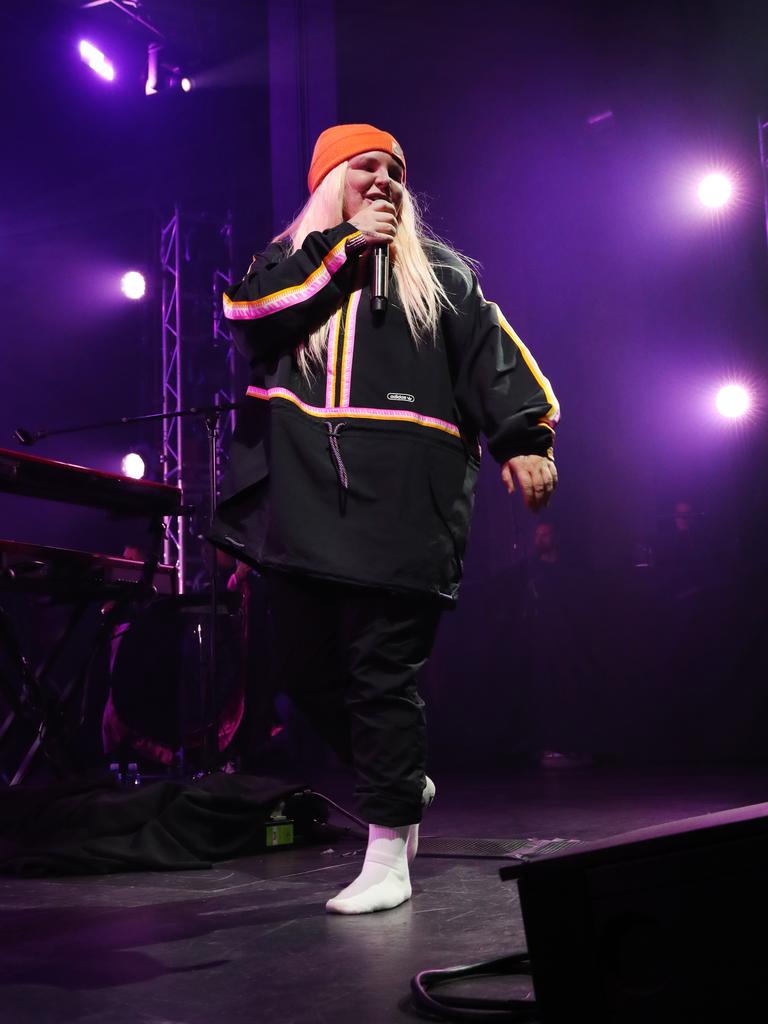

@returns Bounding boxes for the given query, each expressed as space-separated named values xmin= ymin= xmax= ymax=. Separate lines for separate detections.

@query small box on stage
xmin=500 ymin=802 xmax=768 ymax=1022
xmin=264 ymin=796 xmax=301 ymax=849
xmin=265 ymin=820 xmax=294 ymax=849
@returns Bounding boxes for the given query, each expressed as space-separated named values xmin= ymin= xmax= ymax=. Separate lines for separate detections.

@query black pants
xmin=265 ymin=573 xmax=442 ymax=827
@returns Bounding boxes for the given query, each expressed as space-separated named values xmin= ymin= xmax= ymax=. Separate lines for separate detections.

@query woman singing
xmin=212 ymin=123 xmax=559 ymax=913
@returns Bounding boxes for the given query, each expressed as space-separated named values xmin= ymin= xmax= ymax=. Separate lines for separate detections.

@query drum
xmin=105 ymin=593 xmax=245 ymax=763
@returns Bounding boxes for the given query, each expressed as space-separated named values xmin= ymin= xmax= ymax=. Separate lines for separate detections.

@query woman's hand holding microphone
xmin=348 ymin=200 xmax=398 ymax=248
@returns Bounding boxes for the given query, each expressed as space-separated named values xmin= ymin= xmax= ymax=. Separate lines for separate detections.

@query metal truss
xmin=160 ymin=206 xmax=239 ymax=592
xmin=160 ymin=206 xmax=185 ymax=591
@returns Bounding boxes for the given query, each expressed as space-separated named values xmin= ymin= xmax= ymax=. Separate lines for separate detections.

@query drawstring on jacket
xmin=325 ymin=421 xmax=348 ymax=513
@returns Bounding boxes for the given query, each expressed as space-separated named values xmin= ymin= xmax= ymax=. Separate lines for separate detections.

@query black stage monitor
xmin=500 ymin=802 xmax=768 ymax=1023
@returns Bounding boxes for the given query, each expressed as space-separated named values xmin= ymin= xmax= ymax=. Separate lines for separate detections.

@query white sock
xmin=406 ymin=775 xmax=436 ymax=863
xmin=326 ymin=825 xmax=411 ymax=915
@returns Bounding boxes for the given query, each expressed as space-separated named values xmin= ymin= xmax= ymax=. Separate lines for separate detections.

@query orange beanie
xmin=307 ymin=123 xmax=406 ymax=194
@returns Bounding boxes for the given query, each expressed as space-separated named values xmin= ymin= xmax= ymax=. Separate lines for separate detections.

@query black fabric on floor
xmin=0 ymin=773 xmax=307 ymax=876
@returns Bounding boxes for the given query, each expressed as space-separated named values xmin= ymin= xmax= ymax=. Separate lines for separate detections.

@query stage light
xmin=121 ymin=271 xmax=146 ymax=300
xmin=121 ymin=453 xmax=145 ymax=479
xmin=145 ymin=42 xmax=189 ymax=95
xmin=145 ymin=41 xmax=160 ymax=95
xmin=78 ymin=40 xmax=115 ymax=82
xmin=697 ymin=173 xmax=732 ymax=209
xmin=715 ymin=383 xmax=750 ymax=419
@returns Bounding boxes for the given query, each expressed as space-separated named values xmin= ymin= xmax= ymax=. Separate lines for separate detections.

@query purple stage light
xmin=181 ymin=77 xmax=192 ymax=93
xmin=697 ymin=173 xmax=732 ymax=209
xmin=715 ymin=383 xmax=750 ymax=419
xmin=145 ymin=41 xmax=160 ymax=95
xmin=121 ymin=453 xmax=145 ymax=480
xmin=121 ymin=271 xmax=146 ymax=300
xmin=78 ymin=40 xmax=115 ymax=82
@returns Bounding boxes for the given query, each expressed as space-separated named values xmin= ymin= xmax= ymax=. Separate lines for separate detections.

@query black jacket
xmin=210 ymin=221 xmax=559 ymax=603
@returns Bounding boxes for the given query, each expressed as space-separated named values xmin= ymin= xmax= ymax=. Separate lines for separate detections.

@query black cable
xmin=410 ymin=952 xmax=539 ymax=1022
xmin=306 ymin=788 xmax=368 ymax=832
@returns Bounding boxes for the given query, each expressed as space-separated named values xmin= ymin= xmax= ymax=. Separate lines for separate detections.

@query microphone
xmin=370 ymin=244 xmax=389 ymax=314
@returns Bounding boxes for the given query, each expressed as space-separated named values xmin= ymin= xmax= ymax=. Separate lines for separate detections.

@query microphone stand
xmin=13 ymin=399 xmax=242 ymax=775
xmin=15 ymin=402 xmax=239 ymax=447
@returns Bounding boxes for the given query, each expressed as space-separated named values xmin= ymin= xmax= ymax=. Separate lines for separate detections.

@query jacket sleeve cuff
xmin=490 ymin=431 xmax=556 ymax=464
xmin=341 ymin=223 xmax=367 ymax=254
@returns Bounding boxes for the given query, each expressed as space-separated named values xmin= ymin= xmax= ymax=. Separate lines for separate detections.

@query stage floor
xmin=1 ymin=763 xmax=767 ymax=1024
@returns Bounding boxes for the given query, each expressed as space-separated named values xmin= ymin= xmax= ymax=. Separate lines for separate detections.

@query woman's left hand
xmin=500 ymin=454 xmax=558 ymax=513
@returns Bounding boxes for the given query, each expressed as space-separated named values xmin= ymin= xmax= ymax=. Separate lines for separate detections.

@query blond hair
xmin=274 ymin=162 xmax=474 ymax=381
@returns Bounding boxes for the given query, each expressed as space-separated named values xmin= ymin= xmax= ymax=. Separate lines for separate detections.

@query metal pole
xmin=173 ymin=206 xmax=185 ymax=592
xmin=758 ymin=116 xmax=768 ymax=255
